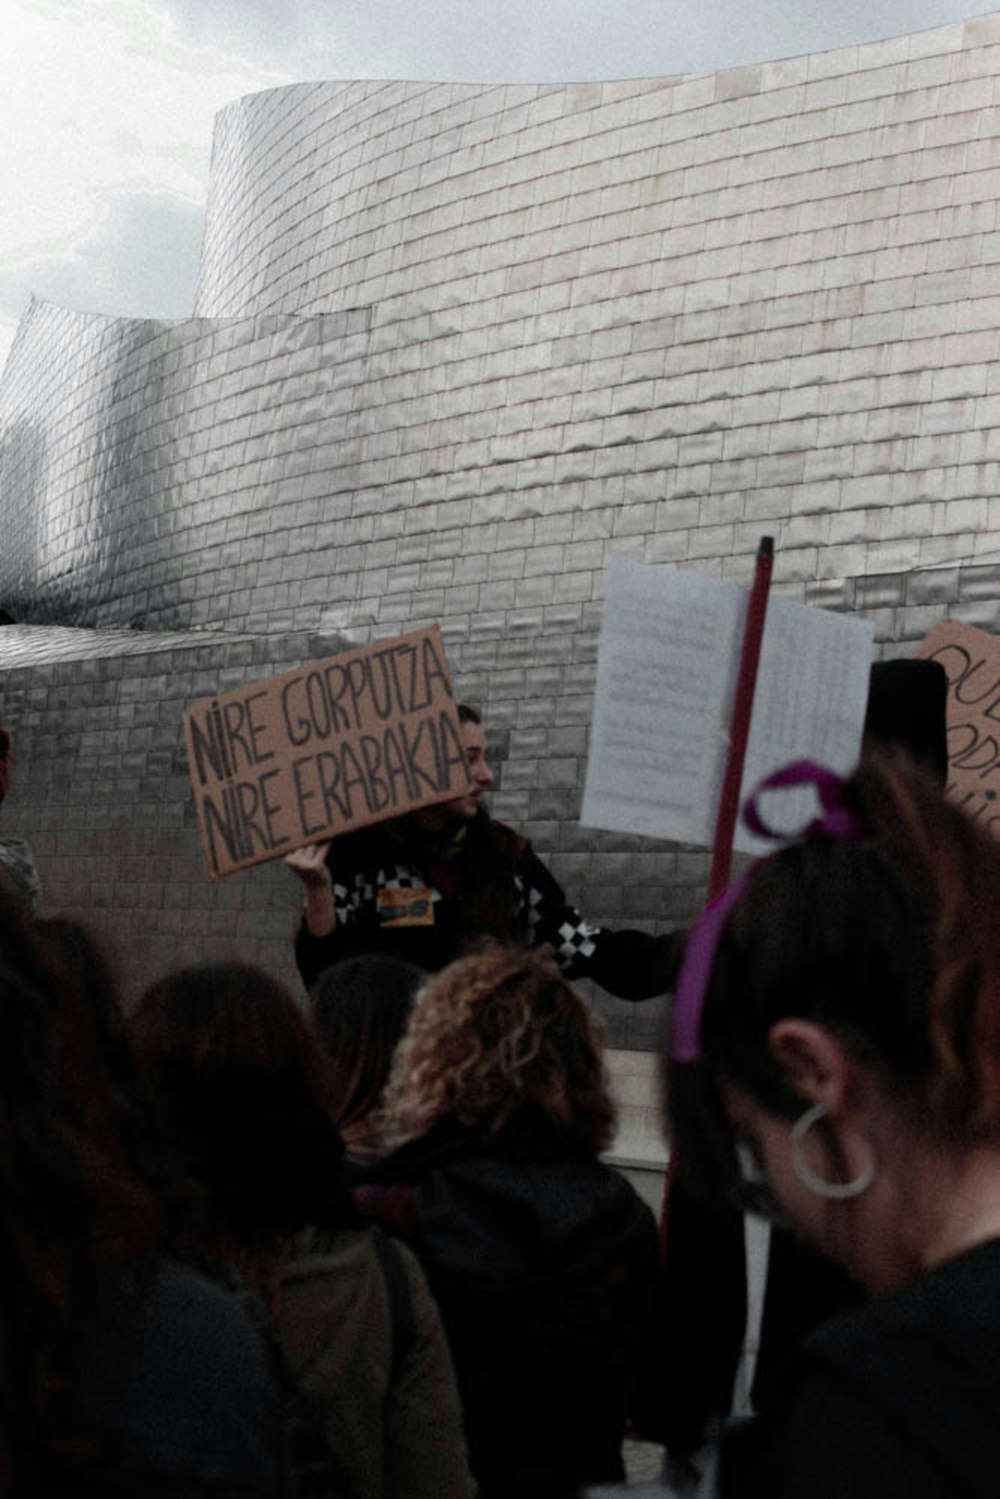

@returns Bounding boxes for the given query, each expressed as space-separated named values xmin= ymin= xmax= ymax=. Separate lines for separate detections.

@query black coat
xmin=295 ymin=809 xmax=680 ymax=1000
xmin=722 ymin=1236 xmax=1000 ymax=1498
xmin=356 ymin=1116 xmax=659 ymax=1499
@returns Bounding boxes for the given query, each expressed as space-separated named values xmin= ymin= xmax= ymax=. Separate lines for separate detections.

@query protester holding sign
xmin=286 ymin=705 xmax=682 ymax=1000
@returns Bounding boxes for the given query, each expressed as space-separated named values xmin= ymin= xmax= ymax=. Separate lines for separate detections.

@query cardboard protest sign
xmin=916 ymin=619 xmax=1000 ymax=835
xmin=184 ymin=625 xmax=470 ymax=877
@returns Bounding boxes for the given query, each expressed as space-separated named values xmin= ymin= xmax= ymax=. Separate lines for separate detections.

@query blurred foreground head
xmin=131 ymin=961 xmax=353 ymax=1248
xmin=0 ymin=892 xmax=168 ymax=1466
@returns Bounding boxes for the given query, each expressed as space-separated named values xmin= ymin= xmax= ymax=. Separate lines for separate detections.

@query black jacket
xmin=295 ymin=809 xmax=680 ymax=999
xmin=356 ymin=1116 xmax=659 ymax=1499
xmin=722 ymin=1236 xmax=1000 ymax=1498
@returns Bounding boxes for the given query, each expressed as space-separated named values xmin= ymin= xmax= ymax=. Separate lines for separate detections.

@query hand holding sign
xmin=284 ymin=841 xmax=333 ymax=887
xmin=184 ymin=626 xmax=469 ymax=877
xmin=284 ymin=839 xmax=336 ymax=937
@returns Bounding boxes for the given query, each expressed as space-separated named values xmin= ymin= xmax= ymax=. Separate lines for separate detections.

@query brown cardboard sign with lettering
xmin=916 ymin=619 xmax=1000 ymax=835
xmin=183 ymin=625 xmax=470 ymax=877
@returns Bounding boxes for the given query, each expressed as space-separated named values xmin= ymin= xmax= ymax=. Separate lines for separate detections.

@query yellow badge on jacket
xmin=377 ymin=887 xmax=435 ymax=928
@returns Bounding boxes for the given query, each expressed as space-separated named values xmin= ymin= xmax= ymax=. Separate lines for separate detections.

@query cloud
xmin=0 ymin=0 xmax=287 ymax=368
xmin=3 ymin=189 xmax=205 ymax=320
xmin=158 ymin=0 xmax=317 ymax=65
xmin=0 ymin=189 xmax=207 ymax=374
xmin=159 ymin=0 xmax=998 ymax=83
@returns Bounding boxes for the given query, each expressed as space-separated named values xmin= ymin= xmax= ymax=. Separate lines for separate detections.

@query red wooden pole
xmin=707 ymin=536 xmax=774 ymax=900
xmin=660 ymin=537 xmax=775 ymax=1245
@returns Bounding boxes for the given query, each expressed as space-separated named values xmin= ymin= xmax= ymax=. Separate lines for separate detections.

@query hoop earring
xmin=791 ymin=1103 xmax=876 ymax=1201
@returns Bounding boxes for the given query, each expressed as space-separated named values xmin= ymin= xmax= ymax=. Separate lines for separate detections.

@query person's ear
xmin=767 ymin=1019 xmax=853 ymax=1118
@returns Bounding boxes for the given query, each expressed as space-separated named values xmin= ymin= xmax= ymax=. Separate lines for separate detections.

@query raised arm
xmin=284 ymin=841 xmax=336 ymax=937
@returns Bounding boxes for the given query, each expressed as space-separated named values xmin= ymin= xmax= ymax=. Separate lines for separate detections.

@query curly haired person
xmin=357 ymin=942 xmax=659 ymax=1499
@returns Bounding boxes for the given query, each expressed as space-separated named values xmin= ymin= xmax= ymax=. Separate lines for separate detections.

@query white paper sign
xmin=582 ymin=557 xmax=875 ymax=853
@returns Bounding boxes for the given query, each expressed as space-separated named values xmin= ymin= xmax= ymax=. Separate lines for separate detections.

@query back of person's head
xmin=35 ymin=917 xmax=203 ymax=1244
xmin=130 ymin=961 xmax=353 ymax=1246
xmin=668 ymin=749 xmax=1000 ymax=1201
xmin=0 ymin=889 xmax=165 ymax=1474
xmin=35 ymin=917 xmax=130 ymax=1088
xmin=37 ymin=915 xmax=118 ymax=995
xmin=311 ymin=954 xmax=423 ymax=1140
xmin=380 ymin=943 xmax=616 ymax=1153
xmin=1 ymin=897 xmax=165 ymax=1266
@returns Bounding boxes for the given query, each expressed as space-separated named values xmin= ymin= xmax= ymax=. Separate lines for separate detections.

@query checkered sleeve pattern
xmin=330 ymin=877 xmax=357 ymax=926
xmin=515 ymin=839 xmax=679 ymax=999
xmin=517 ymin=845 xmax=600 ymax=975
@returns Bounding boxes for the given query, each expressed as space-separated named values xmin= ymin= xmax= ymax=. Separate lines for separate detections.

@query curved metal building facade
xmin=3 ymin=17 xmax=1000 ymax=1103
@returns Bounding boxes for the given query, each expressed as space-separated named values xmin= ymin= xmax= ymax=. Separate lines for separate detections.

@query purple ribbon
xmin=669 ymin=760 xmax=864 ymax=1063
xmin=742 ymin=760 xmax=865 ymax=845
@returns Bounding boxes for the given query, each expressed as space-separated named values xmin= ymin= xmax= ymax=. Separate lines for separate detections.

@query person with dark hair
xmin=646 ymin=654 xmax=951 ymax=1480
xmin=0 ymin=724 xmax=41 ymax=912
xmin=358 ymin=943 xmax=659 ymax=1499
xmin=311 ymin=953 xmax=424 ymax=1162
xmin=34 ymin=916 xmax=211 ymax=1265
xmin=664 ymin=750 xmax=1000 ymax=1497
xmin=286 ymin=703 xmax=681 ymax=998
xmin=130 ymin=960 xmax=474 ymax=1499
xmin=0 ymin=889 xmax=282 ymax=1496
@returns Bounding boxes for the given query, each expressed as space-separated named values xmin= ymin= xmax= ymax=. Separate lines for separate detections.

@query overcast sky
xmin=1 ymin=0 xmax=996 ymax=373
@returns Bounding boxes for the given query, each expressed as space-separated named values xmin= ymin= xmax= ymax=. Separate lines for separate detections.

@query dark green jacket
xmin=275 ymin=1226 xmax=475 ymax=1499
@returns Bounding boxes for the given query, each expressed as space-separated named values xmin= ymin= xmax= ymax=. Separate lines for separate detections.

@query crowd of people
xmin=0 ymin=886 xmax=654 ymax=1496
xmin=4 ymin=682 xmax=1000 ymax=1497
